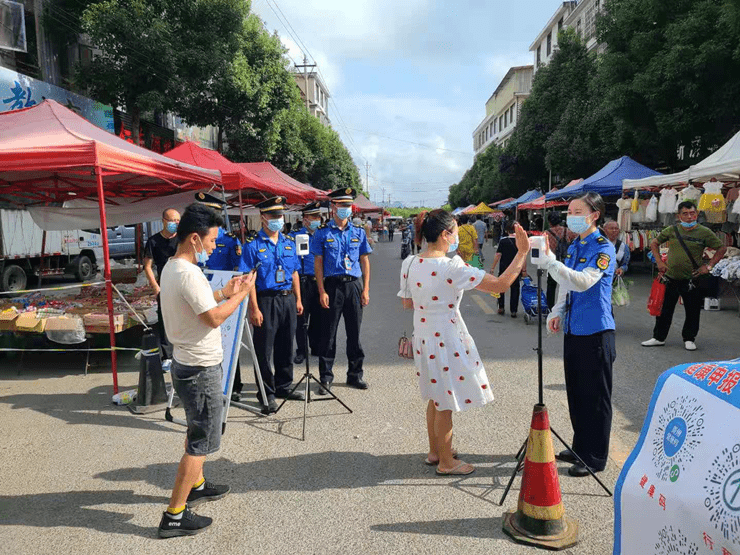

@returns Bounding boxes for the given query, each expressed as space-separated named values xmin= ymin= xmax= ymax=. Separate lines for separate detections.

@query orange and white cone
xmin=503 ymin=403 xmax=578 ymax=550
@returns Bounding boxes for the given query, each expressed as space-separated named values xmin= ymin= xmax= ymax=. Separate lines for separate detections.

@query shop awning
xmin=498 ymin=190 xmax=543 ymax=210
xmin=488 ymin=197 xmax=516 ymax=207
xmin=465 ymin=202 xmax=496 ymax=214
xmin=517 ymin=195 xmax=571 ymax=210
xmin=546 ymin=157 xmax=661 ymax=200
xmin=352 ymin=193 xmax=382 ymax=214
xmin=237 ymin=162 xmax=328 ymax=201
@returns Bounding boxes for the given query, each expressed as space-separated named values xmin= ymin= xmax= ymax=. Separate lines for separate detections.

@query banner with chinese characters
xmin=0 ymin=66 xmax=114 ymax=133
xmin=614 ymin=359 xmax=740 ymax=555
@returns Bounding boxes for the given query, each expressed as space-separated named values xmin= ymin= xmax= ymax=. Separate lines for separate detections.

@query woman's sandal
xmin=424 ymin=448 xmax=458 ymax=465
xmin=436 ymin=461 xmax=475 ymax=476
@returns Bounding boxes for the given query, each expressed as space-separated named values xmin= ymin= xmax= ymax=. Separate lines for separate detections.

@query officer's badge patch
xmin=236 ymin=245 xmax=242 ymax=256
xmin=596 ymin=253 xmax=610 ymax=270
xmin=259 ymin=248 xmax=266 ymax=253
xmin=345 ymin=188 xmax=351 ymax=194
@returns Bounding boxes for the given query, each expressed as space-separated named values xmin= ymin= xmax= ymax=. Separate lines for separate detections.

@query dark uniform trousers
xmin=318 ymin=277 xmax=365 ymax=384
xmin=296 ymin=276 xmax=320 ymax=357
xmin=546 ymin=275 xmax=558 ymax=311
xmin=563 ymin=330 xmax=615 ymax=471
xmin=252 ymin=292 xmax=296 ymax=399
xmin=155 ymin=293 xmax=172 ymax=359
xmin=653 ymin=277 xmax=703 ymax=342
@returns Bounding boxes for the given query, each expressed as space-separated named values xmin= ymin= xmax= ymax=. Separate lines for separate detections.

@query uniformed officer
xmin=538 ymin=192 xmax=616 ymax=478
xmin=241 ymin=196 xmax=304 ymax=413
xmin=289 ymin=201 xmax=322 ymax=365
xmin=311 ymin=187 xmax=372 ymax=394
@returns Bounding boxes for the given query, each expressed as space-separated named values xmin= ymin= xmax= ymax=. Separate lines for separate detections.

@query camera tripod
xmin=498 ymin=268 xmax=613 ymax=506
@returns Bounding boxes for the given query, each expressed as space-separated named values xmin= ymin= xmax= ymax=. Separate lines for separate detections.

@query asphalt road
xmin=1 ymin=238 xmax=738 ymax=554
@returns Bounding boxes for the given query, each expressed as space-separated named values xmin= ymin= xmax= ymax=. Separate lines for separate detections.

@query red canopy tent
xmin=352 ymin=193 xmax=382 ymax=214
xmin=517 ymin=195 xmax=570 ymax=210
xmin=488 ymin=197 xmax=516 ymax=208
xmin=0 ymin=100 xmax=223 ymax=392
xmin=238 ymin=162 xmax=328 ymax=201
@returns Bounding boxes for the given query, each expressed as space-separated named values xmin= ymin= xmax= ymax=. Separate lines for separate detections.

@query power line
xmin=347 ymin=126 xmax=470 ymax=155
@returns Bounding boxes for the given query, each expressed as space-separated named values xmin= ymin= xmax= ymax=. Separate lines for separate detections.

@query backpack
xmin=547 ymin=228 xmax=569 ymax=262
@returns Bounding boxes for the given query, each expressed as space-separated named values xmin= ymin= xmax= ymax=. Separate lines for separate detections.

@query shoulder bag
xmin=672 ymin=225 xmax=712 ymax=295
xmin=398 ymin=256 xmax=416 ymax=359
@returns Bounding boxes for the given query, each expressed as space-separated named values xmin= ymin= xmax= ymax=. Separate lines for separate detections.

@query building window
xmin=493 ymin=119 xmax=496 ymax=134
xmin=537 ymin=45 xmax=541 ymax=66
xmin=499 ymin=115 xmax=503 ymax=130
xmin=558 ymin=17 xmax=563 ymax=32
xmin=576 ymin=18 xmax=582 ymax=37
xmin=510 ymin=105 xmax=515 ymax=123
xmin=547 ymin=32 xmax=552 ymax=56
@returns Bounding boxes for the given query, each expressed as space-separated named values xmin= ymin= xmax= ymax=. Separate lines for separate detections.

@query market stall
xmin=488 ymin=197 xmax=516 ymax=208
xmin=498 ymin=190 xmax=543 ymax=211
xmin=0 ymin=100 xmax=223 ymax=392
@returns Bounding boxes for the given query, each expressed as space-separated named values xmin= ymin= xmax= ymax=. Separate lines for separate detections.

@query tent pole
xmin=95 ymin=166 xmax=119 ymax=394
xmin=238 ymin=189 xmax=245 ymax=243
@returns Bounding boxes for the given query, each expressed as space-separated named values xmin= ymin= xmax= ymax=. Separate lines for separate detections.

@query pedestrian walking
xmin=157 ymin=203 xmax=255 ymax=538
xmin=603 ymin=220 xmax=630 ymax=277
xmin=241 ymin=196 xmax=304 ymax=414
xmin=290 ymin=201 xmax=322 ymax=365
xmin=456 ymin=215 xmax=479 ymax=263
xmin=399 ymin=209 xmax=530 ymax=475
xmin=491 ymin=221 xmax=523 ymax=317
xmin=389 ymin=222 xmax=395 ymax=242
xmin=641 ymin=201 xmax=726 ymax=351
xmin=545 ymin=211 xmax=569 ymax=309
xmin=473 ymin=215 xmax=487 ymax=262
xmin=539 ymin=192 xmax=617 ymax=477
xmin=312 ymin=188 xmax=373 ymax=393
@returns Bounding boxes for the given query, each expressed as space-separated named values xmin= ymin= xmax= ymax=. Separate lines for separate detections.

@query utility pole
xmin=295 ymin=56 xmax=317 ymax=112
xmin=365 ymin=162 xmax=370 ymax=196
xmin=381 ymin=187 xmax=385 ymax=205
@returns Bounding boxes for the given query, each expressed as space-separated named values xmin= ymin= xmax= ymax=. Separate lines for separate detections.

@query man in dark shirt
xmin=491 ymin=221 xmax=522 ymax=317
xmin=144 ymin=208 xmax=180 ymax=359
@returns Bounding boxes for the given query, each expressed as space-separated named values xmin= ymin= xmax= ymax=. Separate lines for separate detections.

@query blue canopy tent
xmin=498 ymin=189 xmax=543 ymax=210
xmin=545 ymin=156 xmax=662 ymax=200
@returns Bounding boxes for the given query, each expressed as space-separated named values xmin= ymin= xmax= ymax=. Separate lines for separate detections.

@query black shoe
xmin=230 ymin=392 xmax=241 ymax=402
xmin=261 ymin=396 xmax=278 ymax=414
xmin=275 ymin=389 xmax=305 ymax=401
xmin=158 ymin=506 xmax=213 ymax=538
xmin=556 ymin=449 xmax=578 ymax=464
xmin=294 ymin=353 xmax=305 ymax=365
xmin=317 ymin=382 xmax=331 ymax=395
xmin=347 ymin=378 xmax=369 ymax=390
xmin=511 ymin=313 xmax=517 ymax=318
xmin=187 ymin=481 xmax=230 ymax=508
xmin=568 ymin=463 xmax=594 ymax=477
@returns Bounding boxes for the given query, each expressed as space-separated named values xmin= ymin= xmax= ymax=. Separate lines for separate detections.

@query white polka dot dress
xmin=398 ymin=255 xmax=493 ymax=412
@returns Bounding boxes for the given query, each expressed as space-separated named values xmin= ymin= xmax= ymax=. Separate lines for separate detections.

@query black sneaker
xmin=186 ymin=481 xmax=230 ymax=508
xmin=317 ymin=382 xmax=331 ymax=395
xmin=158 ymin=506 xmax=213 ymax=538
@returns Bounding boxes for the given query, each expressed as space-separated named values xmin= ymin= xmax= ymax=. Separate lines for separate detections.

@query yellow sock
xmin=193 ymin=477 xmax=205 ymax=489
xmin=166 ymin=505 xmax=186 ymax=515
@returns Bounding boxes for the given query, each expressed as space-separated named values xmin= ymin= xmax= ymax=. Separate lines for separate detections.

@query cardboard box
xmin=0 ymin=307 xmax=19 ymax=331
xmin=111 ymin=267 xmax=138 ymax=284
xmin=84 ymin=313 xmax=126 ymax=334
xmin=15 ymin=312 xmax=45 ymax=333
xmin=45 ymin=316 xmax=84 ymax=331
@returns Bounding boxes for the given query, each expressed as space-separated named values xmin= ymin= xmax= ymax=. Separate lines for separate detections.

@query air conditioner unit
xmin=0 ymin=0 xmax=26 ymax=53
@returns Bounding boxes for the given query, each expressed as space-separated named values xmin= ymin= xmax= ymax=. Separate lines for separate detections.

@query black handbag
xmin=672 ymin=225 xmax=713 ymax=295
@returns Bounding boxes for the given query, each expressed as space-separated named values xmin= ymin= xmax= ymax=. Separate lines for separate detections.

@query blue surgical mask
xmin=680 ymin=220 xmax=697 ymax=229
xmin=447 ymin=233 xmax=459 ymax=253
xmin=267 ymin=218 xmax=284 ymax=232
xmin=567 ymin=215 xmax=591 ymax=235
xmin=196 ymin=236 xmax=209 ymax=265
xmin=308 ymin=220 xmax=320 ymax=231
xmin=336 ymin=207 xmax=352 ymax=220
xmin=166 ymin=221 xmax=178 ymax=234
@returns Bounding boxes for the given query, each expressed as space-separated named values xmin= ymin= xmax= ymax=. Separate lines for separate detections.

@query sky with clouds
xmin=251 ymin=0 xmax=558 ymax=207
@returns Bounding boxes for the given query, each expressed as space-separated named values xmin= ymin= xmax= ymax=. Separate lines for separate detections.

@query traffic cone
xmin=503 ymin=403 xmax=578 ymax=550
xmin=129 ymin=329 xmax=169 ymax=414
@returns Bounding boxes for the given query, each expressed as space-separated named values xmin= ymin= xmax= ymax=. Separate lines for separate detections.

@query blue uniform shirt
xmin=311 ymin=220 xmax=372 ymax=278
xmin=563 ymin=230 xmax=616 ymax=335
xmin=205 ymin=228 xmax=246 ymax=272
xmin=289 ymin=226 xmax=316 ymax=276
xmin=241 ymin=229 xmax=298 ymax=292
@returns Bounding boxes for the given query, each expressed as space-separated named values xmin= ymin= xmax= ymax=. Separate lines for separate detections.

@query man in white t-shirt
xmin=473 ymin=216 xmax=487 ymax=262
xmin=157 ymin=203 xmax=255 ymax=539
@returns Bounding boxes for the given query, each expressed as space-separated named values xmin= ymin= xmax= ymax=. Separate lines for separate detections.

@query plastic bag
xmin=470 ymin=254 xmax=484 ymax=269
xmin=612 ymin=276 xmax=630 ymax=307
xmin=647 ymin=276 xmax=666 ymax=316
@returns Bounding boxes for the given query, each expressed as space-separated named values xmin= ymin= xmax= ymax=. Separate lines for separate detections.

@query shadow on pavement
xmin=371 ymin=516 xmax=505 ymax=539
xmin=0 ymin=385 xmax=179 ymax=434
xmin=0 ymin=489 xmax=167 ymax=538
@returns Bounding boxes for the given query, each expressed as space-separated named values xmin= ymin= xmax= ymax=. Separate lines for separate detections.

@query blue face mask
xmin=166 ymin=221 xmax=178 ymax=234
xmin=447 ymin=233 xmax=459 ymax=253
xmin=336 ymin=207 xmax=352 ymax=220
xmin=680 ymin=220 xmax=697 ymax=229
xmin=308 ymin=220 xmax=320 ymax=231
xmin=567 ymin=215 xmax=591 ymax=235
xmin=267 ymin=218 xmax=284 ymax=232
xmin=196 ymin=236 xmax=209 ymax=265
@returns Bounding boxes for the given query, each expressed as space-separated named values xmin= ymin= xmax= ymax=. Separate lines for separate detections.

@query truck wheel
xmin=74 ymin=255 xmax=94 ymax=282
xmin=2 ymin=265 xmax=27 ymax=292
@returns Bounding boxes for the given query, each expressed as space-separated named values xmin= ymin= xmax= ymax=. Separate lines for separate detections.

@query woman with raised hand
xmin=398 ymin=209 xmax=530 ymax=476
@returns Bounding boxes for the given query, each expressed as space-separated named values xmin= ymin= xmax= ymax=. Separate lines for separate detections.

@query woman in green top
xmin=642 ymin=201 xmax=726 ymax=351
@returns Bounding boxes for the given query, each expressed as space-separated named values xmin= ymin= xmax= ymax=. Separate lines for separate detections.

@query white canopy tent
xmin=623 ymin=130 xmax=740 ymax=190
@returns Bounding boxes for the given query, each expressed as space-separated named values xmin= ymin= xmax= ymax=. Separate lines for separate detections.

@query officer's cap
xmin=256 ymin=196 xmax=286 ymax=215
xmin=328 ymin=187 xmax=356 ymax=204
xmin=301 ymin=201 xmax=322 ymax=216
xmin=194 ymin=192 xmax=226 ymax=209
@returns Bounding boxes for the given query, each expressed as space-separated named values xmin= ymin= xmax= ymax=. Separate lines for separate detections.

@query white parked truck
xmin=0 ymin=209 xmax=104 ymax=292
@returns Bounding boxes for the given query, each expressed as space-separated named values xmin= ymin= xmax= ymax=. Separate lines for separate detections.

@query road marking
xmin=472 ymin=294 xmax=495 ymax=315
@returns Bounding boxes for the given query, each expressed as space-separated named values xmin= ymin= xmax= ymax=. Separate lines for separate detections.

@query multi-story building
xmin=292 ymin=69 xmax=331 ymax=127
xmin=472 ymin=65 xmax=533 ymax=155
xmin=564 ymin=0 xmax=604 ymax=52
xmin=529 ymin=1 xmax=577 ymax=73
